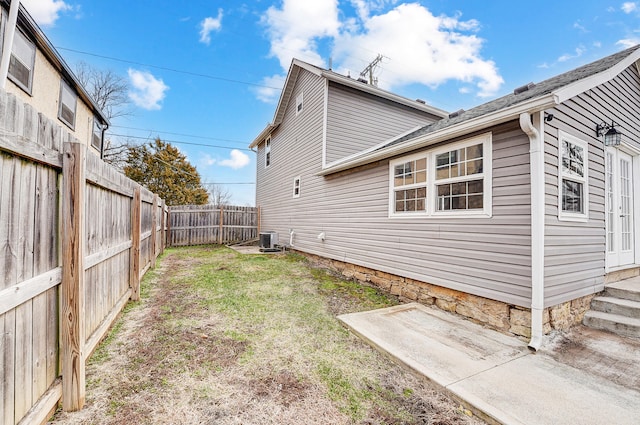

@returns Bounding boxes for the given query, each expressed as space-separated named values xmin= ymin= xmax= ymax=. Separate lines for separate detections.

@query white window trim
xmin=557 ymin=131 xmax=589 ymax=222
xmin=265 ymin=136 xmax=271 ymax=168
xmin=295 ymin=93 xmax=303 ymax=116
xmin=388 ymin=132 xmax=492 ymax=218
xmin=293 ymin=176 xmax=301 ymax=198
xmin=58 ymin=79 xmax=77 ymax=130
xmin=8 ymin=27 xmax=35 ymax=94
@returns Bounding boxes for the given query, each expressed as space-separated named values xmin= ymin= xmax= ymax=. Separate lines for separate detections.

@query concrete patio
xmin=339 ymin=302 xmax=640 ymax=425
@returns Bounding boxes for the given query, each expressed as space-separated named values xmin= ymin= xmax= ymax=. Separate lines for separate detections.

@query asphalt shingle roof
xmin=382 ymin=44 xmax=640 ymax=150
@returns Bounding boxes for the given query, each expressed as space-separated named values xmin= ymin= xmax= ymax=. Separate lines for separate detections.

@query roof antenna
xmin=359 ymin=54 xmax=384 ymax=86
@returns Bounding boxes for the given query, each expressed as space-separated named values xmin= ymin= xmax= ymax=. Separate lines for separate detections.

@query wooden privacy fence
xmin=169 ymin=204 xmax=259 ymax=246
xmin=0 ymin=90 xmax=166 ymax=424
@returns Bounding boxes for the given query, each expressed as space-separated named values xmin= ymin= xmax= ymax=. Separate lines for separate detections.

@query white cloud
xmin=617 ymin=38 xmax=640 ymax=48
xmin=255 ymin=74 xmax=286 ymax=103
xmin=260 ymin=1 xmax=503 ymax=99
xmin=219 ymin=150 xmax=250 ymax=169
xmin=21 ymin=0 xmax=71 ymax=26
xmin=127 ymin=69 xmax=169 ymax=110
xmin=621 ymin=2 xmax=638 ymax=13
xmin=200 ymin=154 xmax=217 ymax=167
xmin=334 ymin=3 xmax=503 ymax=97
xmin=557 ymin=45 xmax=586 ymax=62
xmin=199 ymin=9 xmax=223 ymax=44
xmin=262 ymin=0 xmax=341 ymax=70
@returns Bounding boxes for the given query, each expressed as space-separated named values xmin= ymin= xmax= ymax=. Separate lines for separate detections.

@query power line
xmin=109 ymin=133 xmax=253 ymax=151
xmin=56 ymin=46 xmax=283 ymax=90
xmin=111 ymin=125 xmax=248 ymax=145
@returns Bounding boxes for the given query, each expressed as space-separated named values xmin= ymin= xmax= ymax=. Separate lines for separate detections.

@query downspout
xmin=519 ymin=111 xmax=545 ymax=351
xmin=100 ymin=122 xmax=109 ymax=160
xmin=0 ymin=0 xmax=20 ymax=89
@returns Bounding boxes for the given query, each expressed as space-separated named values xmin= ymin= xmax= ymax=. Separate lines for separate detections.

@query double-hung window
xmin=265 ymin=136 xmax=271 ymax=167
xmin=558 ymin=131 xmax=588 ymax=221
xmin=293 ymin=176 xmax=301 ymax=198
xmin=389 ymin=133 xmax=491 ymax=217
xmin=92 ymin=117 xmax=103 ymax=150
xmin=8 ymin=28 xmax=36 ymax=93
xmin=391 ymin=154 xmax=427 ymax=214
xmin=434 ymin=142 xmax=485 ymax=212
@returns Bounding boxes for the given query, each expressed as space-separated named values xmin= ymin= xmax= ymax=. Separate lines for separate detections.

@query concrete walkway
xmin=338 ymin=303 xmax=640 ymax=425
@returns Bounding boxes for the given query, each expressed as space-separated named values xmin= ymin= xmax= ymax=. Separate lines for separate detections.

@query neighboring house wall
xmin=542 ymin=64 xmax=640 ymax=306
xmin=325 ymin=82 xmax=440 ymax=164
xmin=259 ymin=115 xmax=535 ymax=307
xmin=6 ymin=50 xmax=96 ymax=147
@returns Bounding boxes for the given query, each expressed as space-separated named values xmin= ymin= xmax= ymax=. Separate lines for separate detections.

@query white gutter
xmin=0 ymin=0 xmax=20 ymax=89
xmin=519 ymin=111 xmax=545 ymax=351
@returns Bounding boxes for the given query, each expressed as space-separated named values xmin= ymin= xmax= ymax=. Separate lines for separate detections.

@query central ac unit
xmin=259 ymin=231 xmax=279 ymax=252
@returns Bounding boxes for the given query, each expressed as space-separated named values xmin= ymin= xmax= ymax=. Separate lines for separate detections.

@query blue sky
xmin=21 ymin=0 xmax=640 ymax=206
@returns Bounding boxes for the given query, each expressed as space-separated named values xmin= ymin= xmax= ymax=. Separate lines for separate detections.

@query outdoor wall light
xmin=596 ymin=121 xmax=622 ymax=147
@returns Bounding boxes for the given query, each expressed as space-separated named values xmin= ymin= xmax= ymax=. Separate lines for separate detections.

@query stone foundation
xmin=302 ymin=252 xmax=596 ymax=338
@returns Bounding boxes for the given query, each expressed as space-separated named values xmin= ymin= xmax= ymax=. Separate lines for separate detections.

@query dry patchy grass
xmin=49 ymin=245 xmax=483 ymax=425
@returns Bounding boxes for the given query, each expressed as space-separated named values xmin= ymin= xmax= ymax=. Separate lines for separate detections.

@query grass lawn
xmin=50 ymin=245 xmax=482 ymax=425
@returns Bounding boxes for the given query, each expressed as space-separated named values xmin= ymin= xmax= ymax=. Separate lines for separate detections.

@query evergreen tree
xmin=124 ymin=138 xmax=209 ymax=206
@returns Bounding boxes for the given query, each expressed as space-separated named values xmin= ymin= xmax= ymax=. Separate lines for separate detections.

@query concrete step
xmin=606 ymin=279 xmax=640 ymax=302
xmin=591 ymin=296 xmax=640 ymax=319
xmin=583 ymin=310 xmax=640 ymax=339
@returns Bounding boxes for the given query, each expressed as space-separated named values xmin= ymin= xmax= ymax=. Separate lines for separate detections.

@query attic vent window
xmin=514 ymin=82 xmax=535 ymax=95
xmin=295 ymin=93 xmax=303 ymax=116
xmin=265 ymin=137 xmax=271 ymax=167
xmin=448 ymin=109 xmax=464 ymax=119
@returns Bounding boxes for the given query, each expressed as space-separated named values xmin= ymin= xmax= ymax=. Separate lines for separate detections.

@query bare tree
xmin=208 ymin=184 xmax=232 ymax=207
xmin=76 ymin=61 xmax=131 ymax=121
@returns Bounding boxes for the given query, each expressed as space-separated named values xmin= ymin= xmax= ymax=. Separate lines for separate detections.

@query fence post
xmin=61 ymin=141 xmax=86 ymax=411
xmin=130 ymin=187 xmax=141 ymax=301
xmin=166 ymin=205 xmax=172 ymax=248
xmin=150 ymin=195 xmax=157 ymax=268
xmin=160 ymin=200 xmax=166 ymax=253
xmin=218 ymin=205 xmax=224 ymax=245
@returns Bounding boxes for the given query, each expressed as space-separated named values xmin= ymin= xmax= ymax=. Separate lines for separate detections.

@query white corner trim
xmin=322 ymin=80 xmax=328 ymax=168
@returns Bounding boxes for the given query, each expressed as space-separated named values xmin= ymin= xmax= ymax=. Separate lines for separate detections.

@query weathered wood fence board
xmin=0 ymin=90 xmax=166 ymax=424
xmin=169 ymin=205 xmax=259 ymax=246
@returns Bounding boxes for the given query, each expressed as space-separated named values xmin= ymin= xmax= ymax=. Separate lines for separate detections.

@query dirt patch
xmin=50 ymin=246 xmax=483 ymax=425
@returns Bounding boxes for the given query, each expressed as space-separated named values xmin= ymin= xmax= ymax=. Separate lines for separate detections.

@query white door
xmin=606 ymin=149 xmax=635 ymax=267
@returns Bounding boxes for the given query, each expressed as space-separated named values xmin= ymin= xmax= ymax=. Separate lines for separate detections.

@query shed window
xmin=58 ymin=80 xmax=77 ymax=129
xmin=558 ymin=132 xmax=588 ymax=221
xmin=293 ymin=176 xmax=301 ymax=198
xmin=8 ymin=29 xmax=35 ymax=93
xmin=265 ymin=137 xmax=271 ymax=167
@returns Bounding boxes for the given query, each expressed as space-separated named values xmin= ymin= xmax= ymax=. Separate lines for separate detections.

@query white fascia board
xmin=554 ymin=48 xmax=640 ymax=104
xmin=317 ymin=94 xmax=556 ymax=176
xmin=249 ymin=124 xmax=275 ymax=149
xmin=321 ymin=71 xmax=449 ymax=118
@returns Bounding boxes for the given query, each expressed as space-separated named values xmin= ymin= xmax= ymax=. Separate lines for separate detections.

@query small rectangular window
xmin=92 ymin=118 xmax=103 ymax=150
xmin=392 ymin=156 xmax=427 ymax=213
xmin=8 ymin=29 xmax=36 ymax=93
xmin=558 ymin=132 xmax=588 ymax=221
xmin=293 ymin=176 xmax=301 ymax=198
xmin=296 ymin=93 xmax=303 ymax=116
xmin=435 ymin=142 xmax=484 ymax=212
xmin=58 ymin=80 xmax=77 ymax=129
xmin=265 ymin=137 xmax=271 ymax=167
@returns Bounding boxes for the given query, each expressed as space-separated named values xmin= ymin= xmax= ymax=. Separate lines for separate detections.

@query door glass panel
xmin=606 ymin=152 xmax=615 ymax=253
xmin=620 ymin=157 xmax=632 ymax=251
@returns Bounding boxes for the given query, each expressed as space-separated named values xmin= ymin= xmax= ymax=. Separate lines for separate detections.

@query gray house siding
xmin=325 ymin=83 xmax=439 ymax=164
xmin=259 ymin=115 xmax=534 ymax=307
xmin=542 ymin=64 xmax=640 ymax=307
